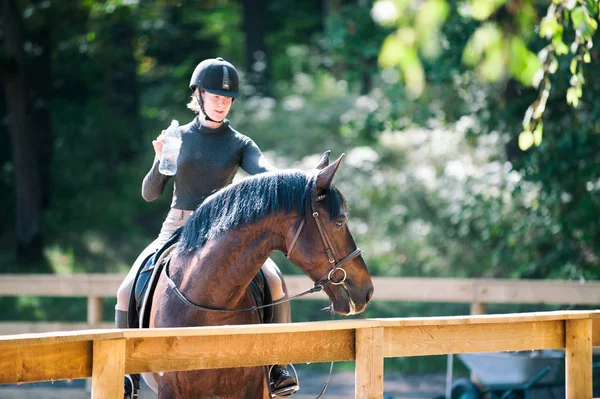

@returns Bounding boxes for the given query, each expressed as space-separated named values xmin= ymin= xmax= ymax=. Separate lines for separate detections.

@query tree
xmin=95 ymin=5 xmax=142 ymax=160
xmin=360 ymin=0 xmax=600 ymax=279
xmin=1 ymin=0 xmax=45 ymax=265
xmin=242 ymin=0 xmax=270 ymax=95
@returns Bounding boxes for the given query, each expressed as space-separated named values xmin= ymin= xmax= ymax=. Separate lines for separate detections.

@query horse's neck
xmin=174 ymin=217 xmax=288 ymax=309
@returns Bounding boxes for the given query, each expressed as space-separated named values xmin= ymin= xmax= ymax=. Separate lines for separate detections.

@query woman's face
xmin=201 ymin=90 xmax=233 ymax=121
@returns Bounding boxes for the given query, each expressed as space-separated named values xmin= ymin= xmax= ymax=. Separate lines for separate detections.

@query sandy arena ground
xmin=0 ymin=370 xmax=572 ymax=399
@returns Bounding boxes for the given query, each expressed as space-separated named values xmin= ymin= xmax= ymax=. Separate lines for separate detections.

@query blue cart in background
xmin=449 ymin=350 xmax=565 ymax=399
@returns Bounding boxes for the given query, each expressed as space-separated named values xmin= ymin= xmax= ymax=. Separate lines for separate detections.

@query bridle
xmin=284 ymin=184 xmax=362 ymax=288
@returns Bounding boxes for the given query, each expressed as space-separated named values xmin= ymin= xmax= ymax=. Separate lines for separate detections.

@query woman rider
xmin=115 ymin=57 xmax=298 ymax=398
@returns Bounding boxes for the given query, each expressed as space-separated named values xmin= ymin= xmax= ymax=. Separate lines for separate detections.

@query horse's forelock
xmin=329 ymin=185 xmax=348 ymax=219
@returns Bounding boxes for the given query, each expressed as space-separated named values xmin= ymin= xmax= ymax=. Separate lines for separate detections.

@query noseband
xmin=285 ymin=185 xmax=362 ymax=287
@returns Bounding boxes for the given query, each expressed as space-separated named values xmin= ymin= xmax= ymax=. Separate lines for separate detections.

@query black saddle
xmin=127 ymin=227 xmax=273 ymax=328
xmin=127 ymin=227 xmax=183 ymax=328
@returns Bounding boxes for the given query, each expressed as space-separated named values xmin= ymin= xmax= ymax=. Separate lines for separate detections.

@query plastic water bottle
xmin=159 ymin=120 xmax=181 ymax=175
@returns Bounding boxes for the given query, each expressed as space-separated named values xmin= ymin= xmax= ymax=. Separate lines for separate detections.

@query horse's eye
xmin=335 ymin=220 xmax=345 ymax=228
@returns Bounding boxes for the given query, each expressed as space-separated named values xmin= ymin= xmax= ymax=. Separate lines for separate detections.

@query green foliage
xmin=519 ymin=0 xmax=599 ymax=150
xmin=376 ymin=0 xmax=450 ymax=97
xmin=373 ymin=0 xmax=600 ymax=148
xmin=324 ymin=1 xmax=392 ymax=93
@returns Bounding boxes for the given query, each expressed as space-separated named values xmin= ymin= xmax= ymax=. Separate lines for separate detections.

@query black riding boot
xmin=116 ymin=309 xmax=140 ymax=399
xmin=269 ymin=301 xmax=299 ymax=397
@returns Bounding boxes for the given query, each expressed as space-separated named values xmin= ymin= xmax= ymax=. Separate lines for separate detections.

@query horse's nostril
xmin=365 ymin=286 xmax=374 ymax=303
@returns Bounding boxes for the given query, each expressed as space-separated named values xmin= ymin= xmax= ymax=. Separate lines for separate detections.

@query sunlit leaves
xmin=374 ymin=0 xmax=448 ymax=97
xmin=509 ymin=37 xmax=542 ymax=87
xmin=379 ymin=29 xmax=416 ymax=67
xmin=519 ymin=122 xmax=543 ymax=151
xmin=540 ymin=11 xmax=561 ymax=39
xmin=552 ymin=30 xmax=569 ymax=55
xmin=571 ymin=6 xmax=597 ymax=38
xmin=462 ymin=25 xmax=540 ymax=86
xmin=524 ymin=0 xmax=599 ymax=141
xmin=462 ymin=23 xmax=503 ymax=81
xmin=467 ymin=0 xmax=507 ymax=21
xmin=533 ymin=122 xmax=543 ymax=147
xmin=461 ymin=1 xmax=539 ymax=85
xmin=519 ymin=130 xmax=534 ymax=151
xmin=379 ymin=32 xmax=425 ymax=97
xmin=416 ymin=0 xmax=449 ymax=59
xmin=373 ymin=0 xmax=599 ymax=150
xmin=463 ymin=24 xmax=498 ymax=66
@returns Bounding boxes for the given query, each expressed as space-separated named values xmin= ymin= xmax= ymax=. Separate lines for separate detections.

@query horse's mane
xmin=177 ymin=169 xmax=347 ymax=254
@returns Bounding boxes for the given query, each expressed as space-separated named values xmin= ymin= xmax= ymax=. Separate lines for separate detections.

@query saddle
xmin=127 ymin=228 xmax=273 ymax=329
xmin=127 ymin=227 xmax=182 ymax=329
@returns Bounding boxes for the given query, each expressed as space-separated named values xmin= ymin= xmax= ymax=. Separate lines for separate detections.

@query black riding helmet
xmin=189 ymin=57 xmax=240 ymax=122
xmin=189 ymin=57 xmax=240 ymax=98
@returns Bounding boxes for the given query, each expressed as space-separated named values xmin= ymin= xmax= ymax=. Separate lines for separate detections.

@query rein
xmin=164 ymin=262 xmax=325 ymax=313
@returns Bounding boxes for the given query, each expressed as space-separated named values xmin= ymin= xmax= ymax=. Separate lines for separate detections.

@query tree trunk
xmin=323 ymin=0 xmax=344 ymax=79
xmin=1 ymin=0 xmax=45 ymax=264
xmin=323 ymin=0 xmax=342 ymax=26
xmin=98 ymin=6 xmax=142 ymax=162
xmin=29 ymin=0 xmax=53 ymax=210
xmin=242 ymin=0 xmax=270 ymax=95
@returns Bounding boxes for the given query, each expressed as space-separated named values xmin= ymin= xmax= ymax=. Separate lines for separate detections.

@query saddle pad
xmin=127 ymin=227 xmax=184 ymax=328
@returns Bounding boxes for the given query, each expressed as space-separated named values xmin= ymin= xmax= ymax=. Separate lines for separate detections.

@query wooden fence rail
xmin=2 ymin=274 xmax=600 ymax=333
xmin=1 ymin=310 xmax=599 ymax=398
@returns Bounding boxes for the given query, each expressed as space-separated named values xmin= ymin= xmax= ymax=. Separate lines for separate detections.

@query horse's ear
xmin=316 ymin=153 xmax=344 ymax=191
xmin=315 ymin=150 xmax=331 ymax=170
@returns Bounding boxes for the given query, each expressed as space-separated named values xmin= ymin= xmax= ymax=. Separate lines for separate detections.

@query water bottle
xmin=159 ymin=120 xmax=181 ymax=176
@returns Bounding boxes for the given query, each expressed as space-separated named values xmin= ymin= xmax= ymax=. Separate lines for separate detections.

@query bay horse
xmin=146 ymin=151 xmax=374 ymax=398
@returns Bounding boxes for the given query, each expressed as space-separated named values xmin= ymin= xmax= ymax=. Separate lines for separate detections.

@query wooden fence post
xmin=92 ymin=338 xmax=126 ymax=399
xmin=88 ymin=296 xmax=103 ymax=327
xmin=469 ymin=301 xmax=487 ymax=386
xmin=565 ymin=318 xmax=592 ymax=399
xmin=470 ymin=301 xmax=486 ymax=315
xmin=355 ymin=327 xmax=384 ymax=399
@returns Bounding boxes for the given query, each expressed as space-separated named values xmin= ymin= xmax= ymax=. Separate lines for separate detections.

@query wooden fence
xmin=1 ymin=274 xmax=600 ymax=333
xmin=1 ymin=310 xmax=599 ymax=398
xmin=2 ymin=275 xmax=600 ymax=397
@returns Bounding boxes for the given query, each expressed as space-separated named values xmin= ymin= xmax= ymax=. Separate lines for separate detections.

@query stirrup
xmin=124 ymin=374 xmax=140 ymax=399
xmin=272 ymin=385 xmax=300 ymax=398
xmin=270 ymin=364 xmax=300 ymax=398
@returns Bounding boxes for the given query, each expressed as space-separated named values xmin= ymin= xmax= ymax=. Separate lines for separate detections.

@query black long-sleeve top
xmin=142 ymin=117 xmax=275 ymax=210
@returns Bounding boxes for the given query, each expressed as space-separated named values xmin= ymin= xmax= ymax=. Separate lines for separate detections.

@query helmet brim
xmin=204 ymin=87 xmax=240 ymax=99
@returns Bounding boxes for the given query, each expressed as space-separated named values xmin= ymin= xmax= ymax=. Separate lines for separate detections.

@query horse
xmin=146 ymin=151 xmax=374 ymax=398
